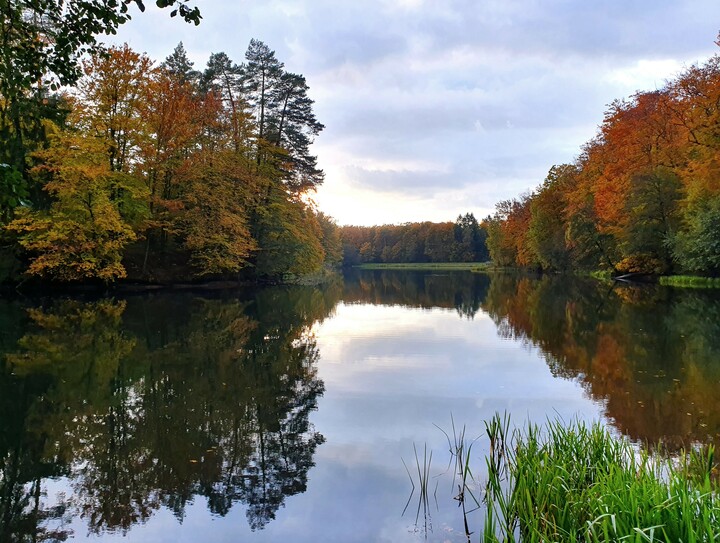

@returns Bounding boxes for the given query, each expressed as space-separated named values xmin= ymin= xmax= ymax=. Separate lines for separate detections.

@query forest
xmin=341 ymin=213 xmax=489 ymax=266
xmin=484 ymin=52 xmax=720 ymax=276
xmin=0 ymin=38 xmax=342 ymax=284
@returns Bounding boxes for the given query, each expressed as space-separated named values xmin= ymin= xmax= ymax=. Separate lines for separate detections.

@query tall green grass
xmin=482 ymin=415 xmax=720 ymax=542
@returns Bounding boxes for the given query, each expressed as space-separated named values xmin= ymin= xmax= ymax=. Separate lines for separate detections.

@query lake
xmin=1 ymin=271 xmax=719 ymax=542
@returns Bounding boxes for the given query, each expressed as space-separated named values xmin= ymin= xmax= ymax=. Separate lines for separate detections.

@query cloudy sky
xmin=111 ymin=0 xmax=720 ymax=226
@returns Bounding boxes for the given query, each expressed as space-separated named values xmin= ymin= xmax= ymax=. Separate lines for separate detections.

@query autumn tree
xmin=136 ymin=59 xmax=206 ymax=270
xmin=665 ymin=56 xmax=720 ymax=274
xmin=74 ymin=44 xmax=154 ymax=172
xmin=0 ymin=0 xmax=199 ymax=183
xmin=527 ymin=165 xmax=575 ymax=271
xmin=340 ymin=219 xmax=488 ymax=266
xmin=180 ymin=151 xmax=257 ymax=275
xmin=316 ymin=212 xmax=343 ymax=267
xmin=8 ymin=132 xmax=146 ymax=281
xmin=1 ymin=40 xmax=337 ymax=284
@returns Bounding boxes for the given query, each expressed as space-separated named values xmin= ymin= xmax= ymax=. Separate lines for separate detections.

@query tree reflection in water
xmin=346 ymin=270 xmax=720 ymax=450
xmin=3 ymin=272 xmax=720 ymax=540
xmin=0 ymin=282 xmax=340 ymax=539
xmin=481 ymin=274 xmax=720 ymax=451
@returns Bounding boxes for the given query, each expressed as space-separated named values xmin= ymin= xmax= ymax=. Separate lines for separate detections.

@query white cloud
xmin=109 ymin=0 xmax=720 ymax=225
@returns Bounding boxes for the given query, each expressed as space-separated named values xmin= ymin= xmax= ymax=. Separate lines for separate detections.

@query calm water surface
xmin=1 ymin=271 xmax=719 ymax=542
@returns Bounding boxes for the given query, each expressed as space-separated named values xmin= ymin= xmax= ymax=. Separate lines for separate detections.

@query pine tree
xmin=162 ymin=42 xmax=201 ymax=85
xmin=269 ymin=72 xmax=325 ymax=193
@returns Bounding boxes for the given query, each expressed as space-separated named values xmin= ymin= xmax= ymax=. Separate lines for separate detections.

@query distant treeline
xmin=0 ymin=40 xmax=341 ymax=284
xmin=486 ymin=50 xmax=720 ymax=276
xmin=341 ymin=213 xmax=488 ymax=266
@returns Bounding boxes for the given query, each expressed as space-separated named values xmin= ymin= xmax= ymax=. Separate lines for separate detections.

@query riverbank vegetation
xmin=484 ymin=47 xmax=720 ymax=281
xmin=480 ymin=415 xmax=719 ymax=542
xmin=341 ymin=213 xmax=488 ymax=267
xmin=659 ymin=275 xmax=720 ymax=288
xmin=0 ymin=40 xmax=341 ymax=285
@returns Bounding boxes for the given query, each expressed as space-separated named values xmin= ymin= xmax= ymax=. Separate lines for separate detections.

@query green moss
xmin=588 ymin=269 xmax=614 ymax=281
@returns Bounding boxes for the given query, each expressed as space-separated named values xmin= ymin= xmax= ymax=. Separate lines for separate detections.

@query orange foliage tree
xmin=485 ymin=38 xmax=720 ymax=276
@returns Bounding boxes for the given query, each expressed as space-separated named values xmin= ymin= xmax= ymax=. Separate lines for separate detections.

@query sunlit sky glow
xmin=110 ymin=0 xmax=720 ymax=225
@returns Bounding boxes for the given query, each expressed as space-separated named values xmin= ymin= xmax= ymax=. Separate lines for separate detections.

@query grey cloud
xmin=410 ymin=0 xmax=719 ymax=62
xmin=344 ymin=165 xmax=456 ymax=193
xmin=111 ymin=0 xmax=720 ymax=225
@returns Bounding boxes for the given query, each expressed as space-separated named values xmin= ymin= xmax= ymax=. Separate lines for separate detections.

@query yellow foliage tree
xmin=181 ymin=151 xmax=258 ymax=275
xmin=7 ymin=132 xmax=147 ymax=282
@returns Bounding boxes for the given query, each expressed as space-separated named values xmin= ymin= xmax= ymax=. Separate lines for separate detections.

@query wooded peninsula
xmin=1 ymin=39 xmax=342 ymax=286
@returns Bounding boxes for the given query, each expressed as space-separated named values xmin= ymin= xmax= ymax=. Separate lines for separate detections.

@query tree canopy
xmin=484 ymin=46 xmax=720 ymax=277
xmin=1 ymin=40 xmax=340 ymax=285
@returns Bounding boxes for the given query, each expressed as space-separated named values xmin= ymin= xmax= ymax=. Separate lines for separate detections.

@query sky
xmin=109 ymin=0 xmax=720 ymax=226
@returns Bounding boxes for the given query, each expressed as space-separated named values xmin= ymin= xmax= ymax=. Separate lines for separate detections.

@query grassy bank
xmin=355 ymin=262 xmax=490 ymax=271
xmin=480 ymin=416 xmax=719 ymax=542
xmin=659 ymin=275 xmax=720 ymax=289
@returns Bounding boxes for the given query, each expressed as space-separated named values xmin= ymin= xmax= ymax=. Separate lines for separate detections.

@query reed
xmin=402 ymin=442 xmax=436 ymax=533
xmin=481 ymin=415 xmax=720 ymax=542
xmin=437 ymin=416 xmax=483 ymax=540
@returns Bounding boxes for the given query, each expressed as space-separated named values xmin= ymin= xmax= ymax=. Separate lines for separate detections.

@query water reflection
xmin=342 ymin=269 xmax=490 ymax=319
xmin=343 ymin=270 xmax=720 ymax=449
xmin=481 ymin=274 xmax=720 ymax=450
xmin=2 ymin=272 xmax=720 ymax=541
xmin=0 ymin=283 xmax=340 ymax=540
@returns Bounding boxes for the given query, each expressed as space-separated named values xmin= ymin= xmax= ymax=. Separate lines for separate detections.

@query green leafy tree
xmin=181 ymin=151 xmax=257 ymax=275
xmin=618 ymin=167 xmax=681 ymax=273
xmin=316 ymin=212 xmax=343 ymax=267
xmin=162 ymin=42 xmax=200 ymax=85
xmin=254 ymin=195 xmax=325 ymax=277
xmin=671 ymin=195 xmax=720 ymax=274
xmin=527 ymin=165 xmax=575 ymax=271
xmin=453 ymin=212 xmax=488 ymax=261
xmin=268 ymin=72 xmax=325 ymax=193
xmin=243 ymin=40 xmax=284 ymax=151
xmin=0 ymin=163 xmax=28 ymax=224
xmin=243 ymin=40 xmax=324 ymax=193
xmin=202 ymin=52 xmax=254 ymax=153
